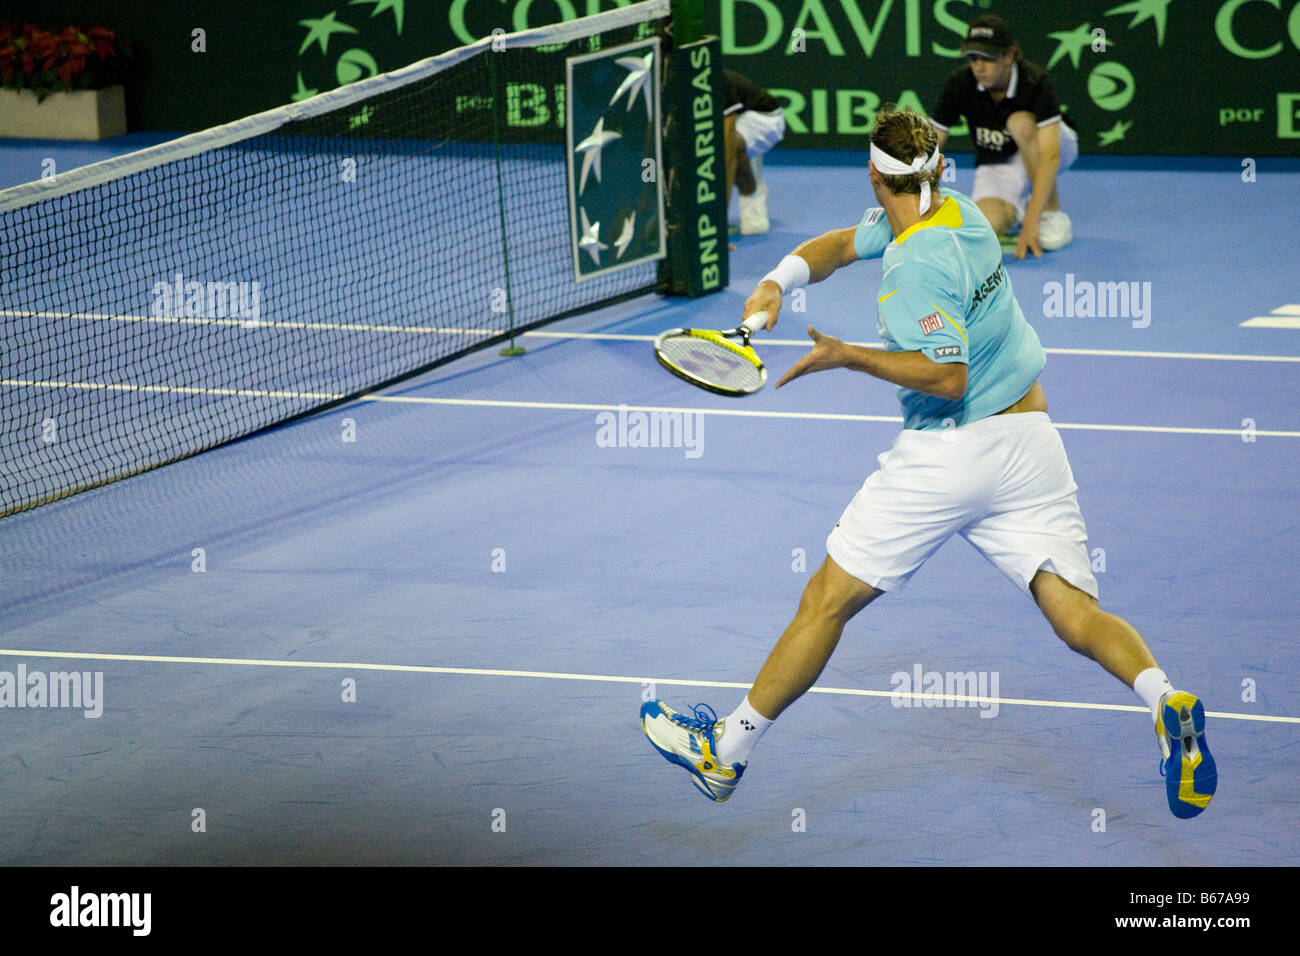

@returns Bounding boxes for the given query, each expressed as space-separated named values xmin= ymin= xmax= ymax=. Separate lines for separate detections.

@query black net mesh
xmin=0 ymin=13 xmax=667 ymax=517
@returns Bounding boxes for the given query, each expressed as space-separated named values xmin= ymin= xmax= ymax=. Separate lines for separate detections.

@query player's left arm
xmin=1008 ymin=113 xmax=1060 ymax=258
xmin=777 ymin=269 xmax=969 ymax=398
xmin=776 ymin=329 xmax=967 ymax=399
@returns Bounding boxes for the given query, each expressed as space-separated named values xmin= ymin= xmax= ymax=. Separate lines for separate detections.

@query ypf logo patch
xmin=919 ymin=312 xmax=944 ymax=335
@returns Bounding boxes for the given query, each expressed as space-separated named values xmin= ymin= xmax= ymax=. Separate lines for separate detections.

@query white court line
xmin=525 ymin=330 xmax=1300 ymax=363
xmin=2 ymin=380 xmax=1293 ymax=437
xmin=359 ymin=396 xmax=1300 ymax=438
xmin=1 ymin=648 xmax=1293 ymax=724
xmin=5 ymin=309 xmax=1298 ymax=362
xmin=1241 ymin=317 xmax=1300 ymax=329
xmin=1240 ymin=304 xmax=1300 ymax=328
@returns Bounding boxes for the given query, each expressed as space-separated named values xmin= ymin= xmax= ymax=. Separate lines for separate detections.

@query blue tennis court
xmin=1 ymin=133 xmax=1297 ymax=865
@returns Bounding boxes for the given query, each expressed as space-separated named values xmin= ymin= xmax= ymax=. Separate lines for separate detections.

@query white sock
xmin=1133 ymin=667 xmax=1175 ymax=723
xmin=716 ymin=696 xmax=773 ymax=766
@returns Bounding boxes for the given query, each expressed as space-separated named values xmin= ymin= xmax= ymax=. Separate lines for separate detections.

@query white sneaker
xmin=739 ymin=185 xmax=769 ymax=235
xmin=1038 ymin=210 xmax=1073 ymax=250
xmin=641 ymin=700 xmax=746 ymax=802
xmin=739 ymin=154 xmax=770 ymax=235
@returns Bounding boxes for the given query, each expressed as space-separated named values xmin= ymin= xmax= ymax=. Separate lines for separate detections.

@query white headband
xmin=869 ymin=141 xmax=941 ymax=214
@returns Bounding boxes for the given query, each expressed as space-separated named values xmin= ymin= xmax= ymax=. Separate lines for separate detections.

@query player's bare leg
xmin=1029 ymin=570 xmax=1154 ymax=684
xmin=1030 ymin=569 xmax=1216 ymax=816
xmin=748 ymin=556 xmax=882 ymax=719
xmin=977 ymin=196 xmax=1017 ymax=234
xmin=723 ymin=113 xmax=744 ymax=204
xmin=640 ymin=556 xmax=879 ymax=800
xmin=734 ymin=150 xmax=757 ymax=197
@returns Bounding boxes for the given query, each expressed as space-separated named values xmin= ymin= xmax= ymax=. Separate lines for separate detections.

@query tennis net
xmin=0 ymin=0 xmax=671 ymax=517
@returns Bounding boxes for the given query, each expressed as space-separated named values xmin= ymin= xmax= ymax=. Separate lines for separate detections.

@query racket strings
xmin=657 ymin=335 xmax=764 ymax=392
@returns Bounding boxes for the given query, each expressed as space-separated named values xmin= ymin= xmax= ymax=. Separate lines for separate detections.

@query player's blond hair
xmin=870 ymin=105 xmax=942 ymax=198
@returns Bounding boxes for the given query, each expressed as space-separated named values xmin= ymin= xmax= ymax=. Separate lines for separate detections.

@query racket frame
xmin=652 ymin=313 xmax=768 ymax=397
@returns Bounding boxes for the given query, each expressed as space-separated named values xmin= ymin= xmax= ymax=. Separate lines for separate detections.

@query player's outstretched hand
xmin=1015 ymin=217 xmax=1043 ymax=260
xmin=744 ymin=280 xmax=784 ymax=331
xmin=776 ymin=326 xmax=846 ymax=388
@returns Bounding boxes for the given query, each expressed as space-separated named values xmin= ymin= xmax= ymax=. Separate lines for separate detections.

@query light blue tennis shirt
xmin=852 ymin=188 xmax=1045 ymax=431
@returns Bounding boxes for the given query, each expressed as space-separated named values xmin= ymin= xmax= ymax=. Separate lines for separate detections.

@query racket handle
xmin=742 ymin=312 xmax=769 ymax=334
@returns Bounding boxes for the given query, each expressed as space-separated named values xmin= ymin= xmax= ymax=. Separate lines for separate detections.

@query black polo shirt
xmin=723 ymin=69 xmax=781 ymax=116
xmin=930 ymin=60 xmax=1069 ymax=166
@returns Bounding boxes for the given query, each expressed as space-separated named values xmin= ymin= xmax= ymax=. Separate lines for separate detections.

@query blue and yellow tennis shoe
xmin=1156 ymin=691 xmax=1217 ymax=818
xmin=640 ymin=700 xmax=745 ymax=802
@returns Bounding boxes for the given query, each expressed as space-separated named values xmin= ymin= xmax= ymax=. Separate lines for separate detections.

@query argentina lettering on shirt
xmin=972 ymin=263 xmax=1007 ymax=306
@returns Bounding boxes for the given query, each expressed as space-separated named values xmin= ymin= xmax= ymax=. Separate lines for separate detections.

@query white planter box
xmin=0 ymin=85 xmax=127 ymax=140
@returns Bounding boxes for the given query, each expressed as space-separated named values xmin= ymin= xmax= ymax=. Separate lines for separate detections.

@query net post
xmin=670 ymin=0 xmax=706 ymax=45
xmin=489 ymin=51 xmax=526 ymax=357
xmin=656 ymin=28 xmax=728 ymax=298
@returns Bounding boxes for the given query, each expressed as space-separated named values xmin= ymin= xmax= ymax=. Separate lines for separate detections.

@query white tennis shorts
xmin=971 ymin=120 xmax=1079 ymax=224
xmin=826 ymin=411 xmax=1099 ymax=599
xmin=733 ymin=107 xmax=786 ymax=158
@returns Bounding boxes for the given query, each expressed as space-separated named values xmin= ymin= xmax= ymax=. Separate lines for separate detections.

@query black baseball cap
xmin=960 ymin=14 xmax=1014 ymax=59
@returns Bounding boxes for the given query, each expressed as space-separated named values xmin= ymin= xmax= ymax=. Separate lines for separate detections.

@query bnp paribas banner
xmin=29 ymin=0 xmax=1300 ymax=155
xmin=564 ymin=39 xmax=666 ymax=281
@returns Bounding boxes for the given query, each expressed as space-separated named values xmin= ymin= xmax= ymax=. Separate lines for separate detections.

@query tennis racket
xmin=653 ymin=312 xmax=768 ymax=397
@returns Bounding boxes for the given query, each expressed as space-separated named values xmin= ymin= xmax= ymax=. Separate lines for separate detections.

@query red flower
xmin=1 ymin=21 xmax=129 ymax=95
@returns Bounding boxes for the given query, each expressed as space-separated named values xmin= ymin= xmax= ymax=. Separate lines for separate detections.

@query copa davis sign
xmin=435 ymin=0 xmax=1300 ymax=155
xmin=27 ymin=0 xmax=1297 ymax=151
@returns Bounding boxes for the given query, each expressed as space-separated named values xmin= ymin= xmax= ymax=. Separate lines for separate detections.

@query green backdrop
xmin=10 ymin=0 xmax=1300 ymax=155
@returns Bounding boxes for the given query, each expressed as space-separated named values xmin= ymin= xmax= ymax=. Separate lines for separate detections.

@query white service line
xmin=0 ymin=648 xmax=1292 ymax=724
xmin=1241 ymin=317 xmax=1300 ymax=329
xmin=6 ymin=309 xmax=1298 ymax=362
xmin=1240 ymin=304 xmax=1300 ymax=328
xmin=2 ymin=380 xmax=1292 ymax=436
xmin=524 ymin=329 xmax=1300 ymax=362
xmin=357 ymin=395 xmax=1300 ymax=438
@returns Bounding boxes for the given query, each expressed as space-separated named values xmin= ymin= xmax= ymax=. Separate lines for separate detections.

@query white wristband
xmin=761 ymin=255 xmax=810 ymax=294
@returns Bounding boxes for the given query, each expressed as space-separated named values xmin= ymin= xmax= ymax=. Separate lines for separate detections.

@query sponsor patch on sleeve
xmin=933 ymin=345 xmax=963 ymax=358
xmin=864 ymin=207 xmax=883 ymax=226
xmin=918 ymin=312 xmax=944 ymax=335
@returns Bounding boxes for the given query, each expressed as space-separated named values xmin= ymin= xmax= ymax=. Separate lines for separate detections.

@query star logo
xmin=613 ymin=213 xmax=636 ymax=260
xmin=349 ymin=0 xmax=405 ymax=35
xmin=291 ymin=71 xmax=318 ymax=103
xmin=297 ymin=12 xmax=359 ymax=56
xmin=1046 ymin=23 xmax=1103 ymax=70
xmin=1097 ymin=119 xmax=1134 ymax=146
xmin=574 ymin=117 xmax=622 ymax=195
xmin=610 ymin=51 xmax=654 ymax=121
xmin=578 ymin=208 xmax=607 ymax=266
xmin=1105 ymin=0 xmax=1173 ymax=47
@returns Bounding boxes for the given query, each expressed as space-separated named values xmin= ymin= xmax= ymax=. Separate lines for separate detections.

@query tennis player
xmin=640 ymin=106 xmax=1216 ymax=820
xmin=929 ymin=14 xmax=1076 ymax=258
xmin=724 ymin=68 xmax=785 ymax=235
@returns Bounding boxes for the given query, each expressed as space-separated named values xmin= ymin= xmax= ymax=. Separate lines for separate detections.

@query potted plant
xmin=0 ymin=24 xmax=132 ymax=139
